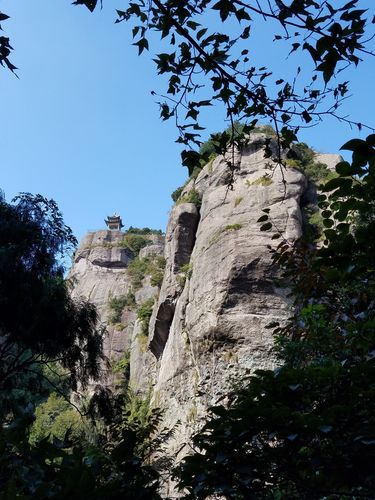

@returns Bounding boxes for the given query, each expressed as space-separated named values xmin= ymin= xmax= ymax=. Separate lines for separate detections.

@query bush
xmin=127 ymin=226 xmax=163 ymax=235
xmin=29 ymin=393 xmax=84 ymax=445
xmin=108 ymin=292 xmax=136 ymax=324
xmin=171 ymin=186 xmax=184 ymax=202
xmin=302 ymin=204 xmax=324 ymax=242
xmin=120 ymin=233 xmax=150 ymax=255
xmin=176 ymin=188 xmax=202 ymax=208
xmin=177 ymin=263 xmax=193 ymax=288
xmin=137 ymin=298 xmax=155 ymax=336
xmin=150 ymin=270 xmax=164 ymax=288
xmin=127 ymin=255 xmax=166 ymax=290
xmin=112 ymin=350 xmax=131 ymax=383
xmin=288 ymin=142 xmax=335 ymax=184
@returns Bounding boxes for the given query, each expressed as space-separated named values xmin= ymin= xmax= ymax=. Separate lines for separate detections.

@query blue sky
xmin=1 ymin=0 xmax=374 ymax=241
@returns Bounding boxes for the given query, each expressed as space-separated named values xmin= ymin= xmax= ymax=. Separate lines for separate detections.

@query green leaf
xmin=366 ymin=134 xmax=375 ymax=147
xmin=340 ymin=139 xmax=367 ymax=151
xmin=335 ymin=161 xmax=352 ymax=176
xmin=323 ymin=218 xmax=334 ymax=228
xmin=133 ymin=37 xmax=149 ymax=55
xmin=72 ymin=0 xmax=98 ymax=12
xmin=260 ymin=222 xmax=272 ymax=231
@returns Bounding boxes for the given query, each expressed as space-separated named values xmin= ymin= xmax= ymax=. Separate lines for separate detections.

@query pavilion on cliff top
xmin=105 ymin=214 xmax=123 ymax=231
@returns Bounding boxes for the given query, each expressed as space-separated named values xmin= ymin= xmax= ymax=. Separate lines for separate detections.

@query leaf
xmin=197 ymin=28 xmax=208 ymax=40
xmin=260 ymin=222 xmax=272 ymax=231
xmin=340 ymin=138 xmax=367 ymax=151
xmin=323 ymin=218 xmax=334 ymax=228
xmin=72 ymin=0 xmax=98 ymax=12
xmin=133 ymin=37 xmax=149 ymax=55
xmin=335 ymin=161 xmax=352 ymax=176
xmin=257 ymin=215 xmax=269 ymax=223
xmin=212 ymin=0 xmax=235 ymax=22
xmin=302 ymin=111 xmax=312 ymax=123
xmin=187 ymin=20 xmax=200 ymax=30
xmin=366 ymin=134 xmax=375 ymax=147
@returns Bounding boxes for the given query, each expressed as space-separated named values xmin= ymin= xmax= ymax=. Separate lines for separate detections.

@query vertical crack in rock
xmin=149 ymin=203 xmax=200 ymax=358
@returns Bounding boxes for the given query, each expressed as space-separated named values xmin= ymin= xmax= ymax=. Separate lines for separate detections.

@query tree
xmin=0 ymin=193 xmax=163 ymax=499
xmin=0 ymin=193 xmax=104 ymax=415
xmin=70 ymin=1 xmax=374 ymax=175
xmin=1 ymin=2 xmax=374 ymax=174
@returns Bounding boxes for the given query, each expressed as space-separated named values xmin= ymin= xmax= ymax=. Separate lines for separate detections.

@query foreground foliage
xmin=0 ymin=193 xmax=162 ymax=499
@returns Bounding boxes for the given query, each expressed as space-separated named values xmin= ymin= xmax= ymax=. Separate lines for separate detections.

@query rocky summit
xmin=68 ymin=133 xmax=340 ymax=494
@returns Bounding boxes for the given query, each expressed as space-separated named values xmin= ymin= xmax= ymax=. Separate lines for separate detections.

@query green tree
xmin=29 ymin=392 xmax=84 ymax=445
xmin=3 ymin=2 xmax=374 ymax=175
xmin=0 ymin=193 xmax=162 ymax=499
xmin=0 ymin=193 xmax=104 ymax=400
xmin=68 ymin=1 xmax=374 ymax=177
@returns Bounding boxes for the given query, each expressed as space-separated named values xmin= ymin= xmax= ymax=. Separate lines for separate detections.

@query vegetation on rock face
xmin=171 ymin=185 xmax=184 ymax=203
xmin=287 ymin=142 xmax=335 ymax=185
xmin=127 ymin=226 xmax=163 ymax=235
xmin=223 ymin=223 xmax=242 ymax=232
xmin=246 ymin=175 xmax=273 ymax=187
xmin=171 ymin=122 xmax=276 ymax=202
xmin=108 ymin=291 xmax=136 ymax=324
xmin=176 ymin=263 xmax=193 ymax=288
xmin=127 ymin=254 xmax=166 ymax=290
xmin=137 ymin=298 xmax=155 ymax=338
xmin=176 ymin=188 xmax=202 ymax=208
xmin=120 ymin=233 xmax=151 ymax=255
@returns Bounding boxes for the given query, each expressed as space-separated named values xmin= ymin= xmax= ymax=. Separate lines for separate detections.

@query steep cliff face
xmin=69 ymin=230 xmax=164 ymax=370
xmin=69 ymin=135 xmax=340 ymax=486
xmin=137 ymin=136 xmax=309 ymax=469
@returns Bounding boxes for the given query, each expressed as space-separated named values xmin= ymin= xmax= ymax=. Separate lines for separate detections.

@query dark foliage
xmin=0 ymin=194 xmax=104 ymax=393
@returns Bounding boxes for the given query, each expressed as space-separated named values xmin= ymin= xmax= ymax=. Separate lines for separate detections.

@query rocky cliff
xmin=69 ymin=134 xmax=340 ymax=492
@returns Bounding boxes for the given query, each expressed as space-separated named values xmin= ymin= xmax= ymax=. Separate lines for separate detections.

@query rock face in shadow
xmin=149 ymin=203 xmax=199 ymax=358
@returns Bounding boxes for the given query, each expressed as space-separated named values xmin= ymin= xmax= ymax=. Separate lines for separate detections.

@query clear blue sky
xmin=1 ymin=0 xmax=374 ymax=241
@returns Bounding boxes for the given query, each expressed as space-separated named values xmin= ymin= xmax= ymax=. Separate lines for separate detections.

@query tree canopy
xmin=68 ymin=0 xmax=374 ymax=173
xmin=0 ymin=193 xmax=104 ymax=397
